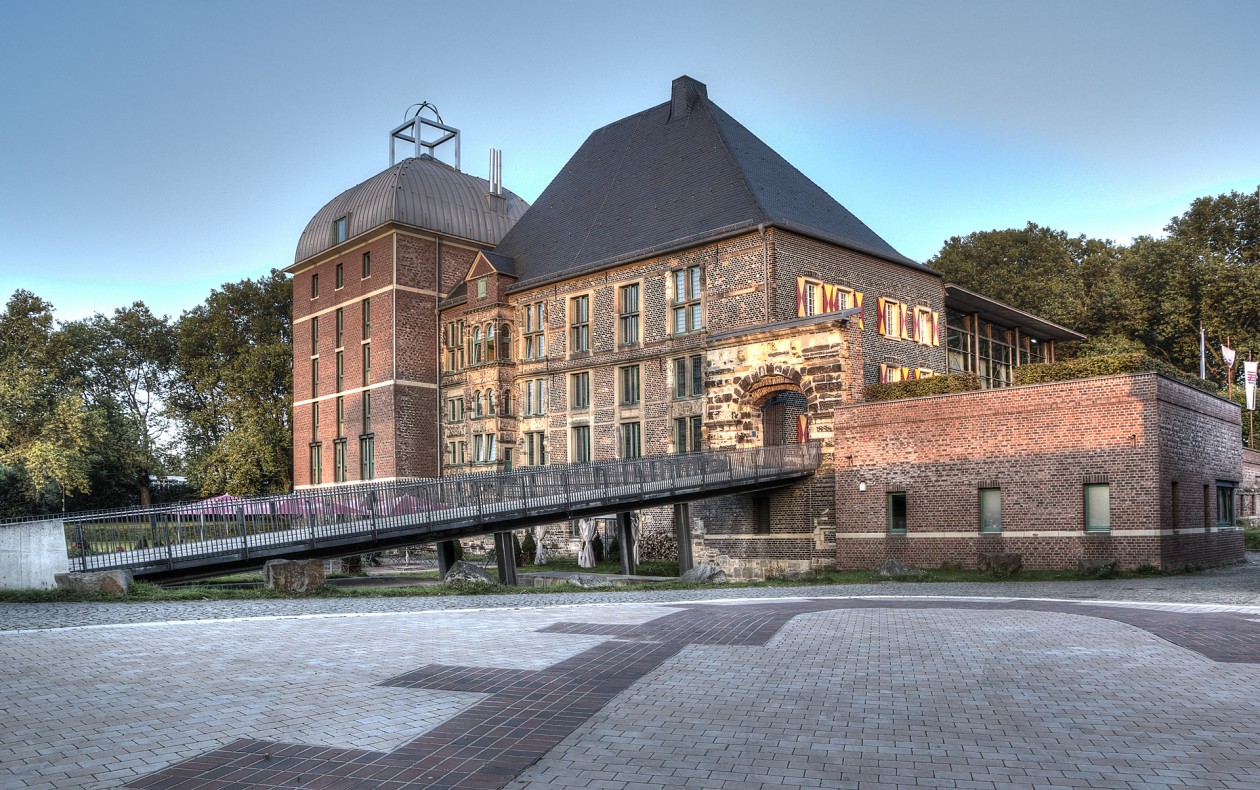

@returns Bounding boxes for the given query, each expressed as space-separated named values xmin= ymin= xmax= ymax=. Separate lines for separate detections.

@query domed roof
xmin=294 ymin=155 xmax=529 ymax=264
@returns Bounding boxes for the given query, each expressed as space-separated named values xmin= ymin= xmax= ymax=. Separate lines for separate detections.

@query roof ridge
xmin=700 ymin=99 xmax=771 ymax=227
xmin=564 ymin=107 xmax=648 ymax=270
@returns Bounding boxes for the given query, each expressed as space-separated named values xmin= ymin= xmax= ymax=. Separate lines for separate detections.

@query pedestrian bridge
xmin=47 ymin=442 xmax=821 ymax=583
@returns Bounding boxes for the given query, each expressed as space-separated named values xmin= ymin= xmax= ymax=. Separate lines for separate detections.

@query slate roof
xmin=494 ymin=76 xmax=924 ymax=291
xmin=293 ymin=155 xmax=528 ymax=265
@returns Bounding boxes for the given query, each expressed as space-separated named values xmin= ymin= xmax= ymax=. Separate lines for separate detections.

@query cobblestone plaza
xmin=5 ymin=566 xmax=1260 ymax=789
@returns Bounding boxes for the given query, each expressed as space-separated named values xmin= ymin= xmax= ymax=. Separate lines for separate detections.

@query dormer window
xmin=333 ymin=216 xmax=348 ymax=244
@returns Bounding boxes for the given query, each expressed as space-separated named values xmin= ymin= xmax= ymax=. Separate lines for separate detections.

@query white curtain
xmin=631 ymin=511 xmax=641 ymax=566
xmin=578 ymin=518 xmax=597 ymax=568
xmin=533 ymin=523 xmax=548 ymax=565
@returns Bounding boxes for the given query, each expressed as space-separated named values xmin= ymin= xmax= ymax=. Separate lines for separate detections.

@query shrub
xmin=521 ymin=530 xmax=537 ymax=563
xmin=591 ymin=533 xmax=605 ymax=564
xmin=863 ymin=373 xmax=981 ymax=403
xmin=607 ymin=534 xmax=620 ymax=562
xmin=1013 ymin=353 xmax=1219 ymax=395
xmin=1245 ymin=526 xmax=1260 ymax=552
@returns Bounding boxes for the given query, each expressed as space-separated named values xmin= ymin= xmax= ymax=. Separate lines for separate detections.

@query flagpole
xmin=1200 ymin=321 xmax=1207 ymax=380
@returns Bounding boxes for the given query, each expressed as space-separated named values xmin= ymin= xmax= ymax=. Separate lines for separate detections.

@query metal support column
xmin=616 ymin=512 xmax=636 ymax=576
xmin=494 ymin=531 xmax=517 ymax=586
xmin=436 ymin=540 xmax=458 ymax=579
xmin=674 ymin=502 xmax=694 ymax=574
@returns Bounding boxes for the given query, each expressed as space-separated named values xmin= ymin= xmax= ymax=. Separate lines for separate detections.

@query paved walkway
xmin=6 ymin=560 xmax=1260 ymax=789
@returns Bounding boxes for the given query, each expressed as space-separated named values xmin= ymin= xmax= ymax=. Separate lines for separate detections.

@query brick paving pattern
xmin=6 ymin=591 xmax=1260 ymax=788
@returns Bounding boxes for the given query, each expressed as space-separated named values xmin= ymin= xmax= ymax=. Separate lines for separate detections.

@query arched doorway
xmin=761 ymin=390 xmax=808 ymax=446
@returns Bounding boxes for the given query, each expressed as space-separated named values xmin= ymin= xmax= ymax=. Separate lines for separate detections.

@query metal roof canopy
xmin=944 ymin=284 xmax=1086 ymax=342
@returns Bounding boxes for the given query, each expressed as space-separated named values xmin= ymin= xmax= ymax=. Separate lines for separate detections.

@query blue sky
xmin=1 ymin=0 xmax=1257 ymax=321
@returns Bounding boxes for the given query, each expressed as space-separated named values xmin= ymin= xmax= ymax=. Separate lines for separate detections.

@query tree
xmin=0 ymin=291 xmax=102 ymax=513
xmin=57 ymin=303 xmax=176 ymax=506
xmin=169 ymin=271 xmax=293 ymax=496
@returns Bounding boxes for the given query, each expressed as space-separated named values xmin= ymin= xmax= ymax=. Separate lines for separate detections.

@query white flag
xmin=1245 ymin=361 xmax=1258 ymax=411
xmin=1223 ymin=345 xmax=1236 ymax=368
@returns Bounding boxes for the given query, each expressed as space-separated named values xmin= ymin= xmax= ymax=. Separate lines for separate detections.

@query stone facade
xmin=832 ymin=373 xmax=1245 ymax=571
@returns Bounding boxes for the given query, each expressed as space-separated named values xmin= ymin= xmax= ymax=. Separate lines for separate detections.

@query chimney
xmin=488 ymin=148 xmax=502 ymax=196
xmin=669 ymin=75 xmax=708 ymax=121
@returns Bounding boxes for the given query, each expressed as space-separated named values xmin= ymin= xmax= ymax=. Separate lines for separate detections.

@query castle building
xmin=286 ymin=76 xmax=1244 ymax=577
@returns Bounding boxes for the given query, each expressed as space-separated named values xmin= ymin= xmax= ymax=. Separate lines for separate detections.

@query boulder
xmin=978 ymin=552 xmax=1023 ymax=578
xmin=566 ymin=573 xmax=613 ymax=588
xmin=872 ymin=559 xmax=924 ymax=578
xmin=55 ymin=570 xmax=133 ymax=595
xmin=263 ymin=559 xmax=326 ymax=592
xmin=681 ymin=564 xmax=728 ymax=584
xmin=444 ymin=560 xmax=496 ymax=586
xmin=1078 ymin=558 xmax=1119 ymax=579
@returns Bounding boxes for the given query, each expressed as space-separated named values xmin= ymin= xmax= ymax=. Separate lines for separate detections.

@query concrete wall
xmin=0 ymin=520 xmax=65 ymax=590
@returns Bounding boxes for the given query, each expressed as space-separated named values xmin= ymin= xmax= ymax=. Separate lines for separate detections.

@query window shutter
xmin=854 ymin=292 xmax=864 ymax=329
xmin=877 ymin=298 xmax=886 ymax=335
xmin=931 ymin=312 xmax=940 ymax=346
xmin=796 ymin=278 xmax=806 ymax=317
xmin=878 ymin=362 xmax=888 ymax=383
xmin=899 ymin=303 xmax=909 ymax=340
xmin=902 ymin=366 xmax=912 ymax=381
xmin=796 ymin=414 xmax=808 ymax=444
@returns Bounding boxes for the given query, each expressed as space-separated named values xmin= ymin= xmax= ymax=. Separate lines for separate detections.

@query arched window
xmin=472 ymin=327 xmax=483 ymax=364
xmin=502 ymin=388 xmax=512 ymax=416
xmin=499 ymin=323 xmax=511 ymax=361
xmin=474 ymin=390 xmax=483 ymax=418
xmin=486 ymin=324 xmax=497 ymax=362
xmin=488 ymin=389 xmax=497 ymax=416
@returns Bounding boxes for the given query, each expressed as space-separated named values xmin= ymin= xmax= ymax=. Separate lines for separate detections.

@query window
xmin=335 ymin=350 xmax=344 ymax=391
xmin=309 ymin=444 xmax=322 ymax=484
xmin=486 ymin=324 xmax=496 ymax=362
xmin=362 ymin=299 xmax=371 ymax=338
xmin=445 ymin=320 xmax=465 ymax=371
xmin=311 ymin=273 xmax=319 ymax=299
xmin=620 ymin=365 xmax=640 ymax=405
xmin=1085 ymin=483 xmax=1110 ymax=531
xmin=672 ymin=265 xmax=702 ymax=334
xmin=488 ymin=389 xmax=497 ymax=416
xmin=473 ymin=434 xmax=483 ymax=463
xmin=880 ymin=298 xmax=902 ymax=339
xmin=310 ymin=316 xmax=319 ymax=355
xmin=570 ymin=295 xmax=590 ymax=353
xmin=476 ymin=277 xmax=487 ymax=299
xmin=571 ymin=371 xmax=590 ymax=409
xmin=336 ymin=396 xmax=345 ymax=437
xmin=525 ymin=378 xmax=546 ymax=415
xmin=311 ymin=358 xmax=319 ymax=398
xmin=690 ymin=354 xmax=703 ymax=396
xmin=472 ymin=326 xmax=483 ymax=364
xmin=473 ymin=390 xmax=484 ymax=418
xmin=335 ymin=263 xmax=344 ymax=289
xmin=674 ymin=416 xmax=702 ymax=453
xmin=1217 ymin=482 xmax=1237 ymax=528
xmin=916 ymin=307 xmax=934 ymax=345
xmin=525 ymin=431 xmax=546 ymax=466
xmin=979 ymin=488 xmax=1001 ymax=532
xmin=619 ymin=422 xmax=641 ymax=459
xmin=448 ymin=441 xmax=466 ymax=466
xmin=359 ymin=436 xmax=374 ymax=480
xmin=802 ymin=280 xmax=819 ymax=316
xmin=501 ymin=389 xmax=512 ymax=416
xmin=333 ymin=216 xmax=348 ymax=243
xmin=362 ymin=251 xmax=371 ymax=279
xmin=888 ymin=492 xmax=907 ymax=533
xmin=447 ymin=442 xmax=457 ymax=466
xmin=673 ymin=358 xmax=687 ymax=399
xmin=335 ymin=308 xmax=344 ymax=348
xmin=498 ymin=324 xmax=510 ymax=361
xmin=361 ymin=343 xmax=370 ymax=387
xmin=472 ymin=433 xmax=496 ymax=463
xmin=333 ymin=440 xmax=347 ymax=483
xmin=311 ymin=402 xmax=319 ymax=441
xmin=362 ymin=392 xmax=372 ymax=434
xmin=524 ymin=302 xmax=546 ymax=359
xmin=618 ymin=283 xmax=640 ymax=345
xmin=447 ymin=397 xmax=464 ymax=423
xmin=572 ymin=425 xmax=591 ymax=463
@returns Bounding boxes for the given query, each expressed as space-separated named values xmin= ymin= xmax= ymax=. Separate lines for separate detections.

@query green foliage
xmin=1012 ymin=352 xmax=1221 ymax=395
xmin=863 ymin=373 xmax=981 ymax=402
xmin=1245 ymin=527 xmax=1260 ymax=552
xmin=520 ymin=530 xmax=536 ymax=562
xmin=168 ymin=271 xmax=292 ymax=496
xmin=591 ymin=533 xmax=605 ymax=564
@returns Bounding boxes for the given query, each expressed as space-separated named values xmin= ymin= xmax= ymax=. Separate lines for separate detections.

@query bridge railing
xmin=53 ymin=441 xmax=821 ymax=574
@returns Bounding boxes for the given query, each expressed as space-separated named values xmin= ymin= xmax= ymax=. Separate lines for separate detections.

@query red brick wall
xmin=833 ymin=373 xmax=1244 ymax=571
